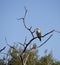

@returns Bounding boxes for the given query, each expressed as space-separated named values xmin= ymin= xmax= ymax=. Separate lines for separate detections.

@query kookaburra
xmin=36 ymin=28 xmax=41 ymax=41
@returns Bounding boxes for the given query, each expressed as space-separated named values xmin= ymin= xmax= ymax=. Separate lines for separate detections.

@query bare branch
xmin=17 ymin=37 xmax=27 ymax=48
xmin=17 ymin=7 xmax=35 ymax=38
xmin=24 ymin=36 xmax=27 ymax=45
xmin=29 ymin=34 xmax=53 ymax=51
xmin=0 ymin=46 xmax=6 ymax=52
xmin=32 ymin=29 xmax=35 ymax=33
xmin=42 ymin=29 xmax=55 ymax=37
xmin=7 ymin=43 xmax=15 ymax=49
xmin=5 ymin=36 xmax=8 ymax=44
xmin=5 ymin=37 xmax=18 ymax=53
xmin=28 ymin=34 xmax=53 ymax=52
xmin=21 ymin=33 xmax=53 ymax=54
xmin=41 ymin=29 xmax=60 ymax=38
xmin=24 ymin=7 xmax=27 ymax=19
xmin=21 ymin=37 xmax=37 ymax=54
xmin=37 ymin=34 xmax=53 ymax=48
xmin=17 ymin=42 xmax=25 ymax=47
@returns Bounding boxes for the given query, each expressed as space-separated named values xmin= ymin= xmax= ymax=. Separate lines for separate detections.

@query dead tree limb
xmin=42 ymin=29 xmax=55 ymax=37
xmin=42 ymin=29 xmax=60 ymax=38
xmin=21 ymin=37 xmax=37 ymax=54
xmin=17 ymin=42 xmax=25 ymax=47
xmin=37 ymin=34 xmax=53 ymax=48
xmin=21 ymin=29 xmax=55 ymax=54
xmin=0 ymin=46 xmax=6 ymax=52
xmin=17 ymin=7 xmax=35 ymax=38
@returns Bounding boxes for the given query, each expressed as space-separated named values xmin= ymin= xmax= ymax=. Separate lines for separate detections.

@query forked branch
xmin=37 ymin=34 xmax=53 ymax=48
xmin=17 ymin=7 xmax=35 ymax=38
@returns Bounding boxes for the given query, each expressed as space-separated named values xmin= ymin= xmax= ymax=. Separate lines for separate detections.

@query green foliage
xmin=39 ymin=53 xmax=53 ymax=65
xmin=0 ymin=44 xmax=60 ymax=65
xmin=26 ymin=51 xmax=38 ymax=65
xmin=0 ymin=59 xmax=4 ymax=65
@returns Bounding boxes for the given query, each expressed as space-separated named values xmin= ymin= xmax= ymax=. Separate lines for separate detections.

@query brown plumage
xmin=36 ymin=28 xmax=41 ymax=41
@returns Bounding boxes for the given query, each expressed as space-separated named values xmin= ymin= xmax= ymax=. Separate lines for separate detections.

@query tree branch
xmin=29 ymin=34 xmax=53 ymax=51
xmin=21 ymin=30 xmax=54 ymax=55
xmin=37 ymin=34 xmax=53 ymax=48
xmin=42 ymin=29 xmax=55 ymax=37
xmin=0 ymin=46 xmax=6 ymax=52
xmin=20 ymin=55 xmax=24 ymax=65
xmin=21 ymin=37 xmax=37 ymax=54
xmin=17 ymin=7 xmax=35 ymax=38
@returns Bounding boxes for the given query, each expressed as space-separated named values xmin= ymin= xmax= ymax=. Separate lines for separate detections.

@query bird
xmin=36 ymin=28 xmax=41 ymax=41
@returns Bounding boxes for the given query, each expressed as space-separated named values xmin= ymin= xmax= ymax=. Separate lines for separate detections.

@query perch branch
xmin=41 ymin=29 xmax=60 ymax=38
xmin=42 ymin=29 xmax=55 ymax=37
xmin=29 ymin=34 xmax=53 ymax=51
xmin=37 ymin=34 xmax=53 ymax=48
xmin=21 ymin=30 xmax=54 ymax=54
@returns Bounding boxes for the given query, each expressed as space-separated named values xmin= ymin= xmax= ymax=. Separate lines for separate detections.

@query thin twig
xmin=55 ymin=30 xmax=60 ymax=33
xmin=5 ymin=36 xmax=8 ymax=44
xmin=24 ymin=36 xmax=27 ymax=45
xmin=7 ymin=43 xmax=15 ymax=49
xmin=17 ymin=42 xmax=25 ymax=47
xmin=24 ymin=7 xmax=27 ymax=19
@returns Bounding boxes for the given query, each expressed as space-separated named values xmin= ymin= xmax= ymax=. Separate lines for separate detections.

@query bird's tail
xmin=39 ymin=37 xmax=41 ymax=41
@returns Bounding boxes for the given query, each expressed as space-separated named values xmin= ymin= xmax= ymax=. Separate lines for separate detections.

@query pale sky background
xmin=0 ymin=0 xmax=60 ymax=60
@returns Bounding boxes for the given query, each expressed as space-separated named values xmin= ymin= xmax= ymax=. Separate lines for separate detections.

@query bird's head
xmin=35 ymin=28 xmax=41 ymax=33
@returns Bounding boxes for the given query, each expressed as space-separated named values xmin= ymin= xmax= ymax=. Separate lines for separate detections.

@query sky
xmin=0 ymin=0 xmax=60 ymax=60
